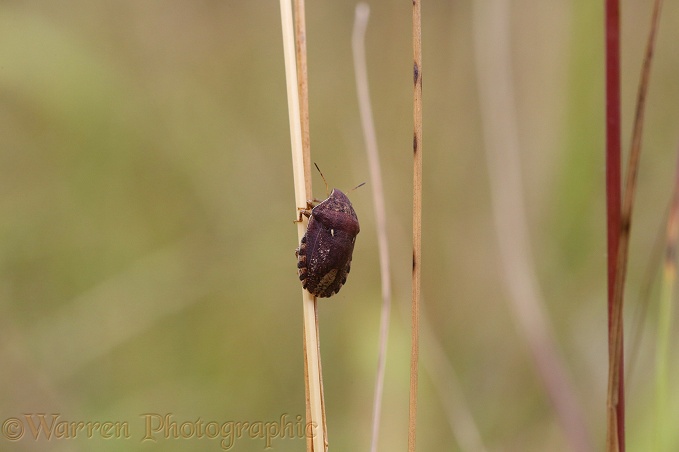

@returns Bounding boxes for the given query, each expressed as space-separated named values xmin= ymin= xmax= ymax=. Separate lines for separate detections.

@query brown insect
xmin=295 ymin=165 xmax=362 ymax=298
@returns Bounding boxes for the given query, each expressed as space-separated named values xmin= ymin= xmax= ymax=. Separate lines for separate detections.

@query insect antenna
xmin=349 ymin=182 xmax=366 ymax=192
xmin=314 ymin=162 xmax=330 ymax=197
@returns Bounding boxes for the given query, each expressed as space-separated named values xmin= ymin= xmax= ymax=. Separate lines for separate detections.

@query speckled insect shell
xmin=296 ymin=189 xmax=360 ymax=298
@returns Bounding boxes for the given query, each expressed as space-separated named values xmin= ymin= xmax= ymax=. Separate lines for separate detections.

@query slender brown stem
xmin=604 ymin=0 xmax=622 ymax=449
xmin=607 ymin=1 xmax=663 ymax=450
xmin=410 ymin=0 xmax=423 ymax=450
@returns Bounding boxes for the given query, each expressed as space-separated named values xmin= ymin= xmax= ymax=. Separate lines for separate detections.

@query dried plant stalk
xmin=607 ymin=1 xmax=663 ymax=450
xmin=278 ymin=0 xmax=326 ymax=450
xmin=410 ymin=0 xmax=423 ymax=450
xmin=294 ymin=0 xmax=312 ymax=190
xmin=604 ymin=0 xmax=623 ymax=448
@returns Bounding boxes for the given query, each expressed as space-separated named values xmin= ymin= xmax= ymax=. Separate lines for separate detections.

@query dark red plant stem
xmin=605 ymin=6 xmax=621 ymax=276
xmin=605 ymin=0 xmax=625 ymax=450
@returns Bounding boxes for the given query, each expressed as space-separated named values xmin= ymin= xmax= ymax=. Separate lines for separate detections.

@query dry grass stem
xmin=293 ymin=0 xmax=327 ymax=447
xmin=410 ymin=0 xmax=423 ymax=450
xmin=294 ymin=0 xmax=312 ymax=190
xmin=607 ymin=1 xmax=663 ymax=449
xmin=278 ymin=0 xmax=326 ymax=450
xmin=604 ymin=0 xmax=623 ymax=447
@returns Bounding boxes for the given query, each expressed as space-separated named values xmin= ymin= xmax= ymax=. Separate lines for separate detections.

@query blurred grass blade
xmin=473 ymin=2 xmax=591 ymax=450
xmin=655 ymin=147 xmax=679 ymax=451
xmin=351 ymin=5 xmax=393 ymax=452
xmin=627 ymin=207 xmax=666 ymax=383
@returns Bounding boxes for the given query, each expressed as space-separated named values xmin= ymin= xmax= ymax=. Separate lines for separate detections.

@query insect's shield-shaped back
xmin=296 ymin=188 xmax=359 ymax=298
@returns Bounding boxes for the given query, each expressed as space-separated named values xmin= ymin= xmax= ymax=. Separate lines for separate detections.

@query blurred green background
xmin=2 ymin=1 xmax=679 ymax=451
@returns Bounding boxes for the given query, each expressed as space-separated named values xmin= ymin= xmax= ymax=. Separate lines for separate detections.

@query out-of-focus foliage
xmin=2 ymin=1 xmax=679 ymax=450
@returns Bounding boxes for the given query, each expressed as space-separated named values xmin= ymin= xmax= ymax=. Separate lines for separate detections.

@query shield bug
xmin=295 ymin=165 xmax=363 ymax=298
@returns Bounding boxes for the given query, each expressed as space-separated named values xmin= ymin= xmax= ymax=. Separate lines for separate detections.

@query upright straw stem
xmin=410 ymin=0 xmax=423 ymax=450
xmin=278 ymin=0 xmax=326 ymax=450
